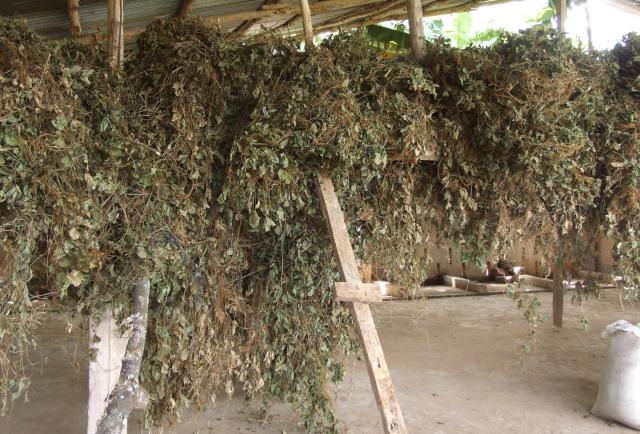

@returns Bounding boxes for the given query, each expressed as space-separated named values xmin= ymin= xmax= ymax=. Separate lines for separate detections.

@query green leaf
xmin=52 ymin=115 xmax=68 ymax=131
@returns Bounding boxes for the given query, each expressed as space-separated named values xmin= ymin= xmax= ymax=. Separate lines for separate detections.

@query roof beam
xmin=76 ymin=0 xmax=513 ymax=47
xmin=233 ymin=18 xmax=261 ymax=35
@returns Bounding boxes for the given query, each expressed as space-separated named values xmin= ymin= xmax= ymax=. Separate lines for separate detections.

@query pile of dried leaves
xmin=1 ymin=16 xmax=639 ymax=431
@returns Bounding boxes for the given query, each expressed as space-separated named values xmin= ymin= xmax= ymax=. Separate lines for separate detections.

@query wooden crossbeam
xmin=316 ymin=174 xmax=407 ymax=434
xmin=335 ymin=282 xmax=382 ymax=303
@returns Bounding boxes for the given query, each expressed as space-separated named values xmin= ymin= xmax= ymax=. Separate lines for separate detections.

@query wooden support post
xmin=298 ymin=0 xmax=314 ymax=48
xmin=106 ymin=0 xmax=124 ymax=69
xmin=552 ymin=262 xmax=564 ymax=328
xmin=316 ymin=175 xmax=407 ymax=434
xmin=584 ymin=0 xmax=594 ymax=52
xmin=555 ymin=0 xmax=567 ymax=34
xmin=178 ymin=0 xmax=196 ymax=17
xmin=405 ymin=0 xmax=426 ymax=61
xmin=68 ymin=0 xmax=82 ymax=36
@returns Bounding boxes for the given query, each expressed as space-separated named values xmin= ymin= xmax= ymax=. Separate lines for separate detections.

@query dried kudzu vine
xmin=1 ymin=16 xmax=639 ymax=431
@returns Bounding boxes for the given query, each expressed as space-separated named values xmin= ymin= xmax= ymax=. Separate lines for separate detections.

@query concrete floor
xmin=1 ymin=290 xmax=638 ymax=434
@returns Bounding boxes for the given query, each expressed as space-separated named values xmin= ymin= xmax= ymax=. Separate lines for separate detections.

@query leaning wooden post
xmin=298 ymin=0 xmax=314 ymax=48
xmin=67 ymin=0 xmax=82 ymax=36
xmin=316 ymin=175 xmax=408 ymax=434
xmin=106 ymin=0 xmax=124 ymax=69
xmin=555 ymin=0 xmax=567 ymax=34
xmin=405 ymin=0 xmax=426 ymax=61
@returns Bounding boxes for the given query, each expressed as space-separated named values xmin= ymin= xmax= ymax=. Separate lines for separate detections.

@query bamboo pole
xmin=106 ymin=0 xmax=124 ymax=69
xmin=298 ymin=0 xmax=314 ymax=48
xmin=68 ymin=0 xmax=82 ymax=36
xmin=406 ymin=0 xmax=426 ymax=61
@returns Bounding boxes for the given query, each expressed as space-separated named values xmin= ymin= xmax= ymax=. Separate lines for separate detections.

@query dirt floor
xmin=2 ymin=289 xmax=639 ymax=434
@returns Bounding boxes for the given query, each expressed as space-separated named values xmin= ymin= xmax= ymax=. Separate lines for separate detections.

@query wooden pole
xmin=106 ymin=0 xmax=124 ymax=69
xmin=584 ymin=0 xmax=594 ymax=52
xmin=178 ymin=0 xmax=196 ymax=17
xmin=405 ymin=0 xmax=426 ymax=61
xmin=298 ymin=0 xmax=314 ymax=48
xmin=68 ymin=0 xmax=82 ymax=36
xmin=552 ymin=261 xmax=564 ymax=328
xmin=317 ymin=175 xmax=408 ymax=434
xmin=555 ymin=0 xmax=567 ymax=34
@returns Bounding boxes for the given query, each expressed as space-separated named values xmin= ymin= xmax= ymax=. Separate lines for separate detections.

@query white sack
xmin=591 ymin=320 xmax=640 ymax=430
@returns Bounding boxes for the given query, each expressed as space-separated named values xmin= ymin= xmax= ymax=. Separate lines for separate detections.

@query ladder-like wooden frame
xmin=316 ymin=174 xmax=408 ymax=434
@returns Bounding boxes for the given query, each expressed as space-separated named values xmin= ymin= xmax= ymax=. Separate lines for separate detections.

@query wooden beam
xmin=335 ymin=282 xmax=382 ymax=303
xmin=274 ymin=14 xmax=301 ymax=30
xmin=406 ymin=0 xmax=426 ymax=61
xmin=67 ymin=0 xmax=81 ymax=36
xmin=233 ymin=18 xmax=261 ymax=35
xmin=76 ymin=0 xmax=511 ymax=46
xmin=106 ymin=0 xmax=124 ymax=69
xmin=552 ymin=262 xmax=564 ymax=328
xmin=202 ymin=0 xmax=383 ymax=25
xmin=286 ymin=0 xmax=511 ymax=39
xmin=298 ymin=0 xmax=314 ymax=47
xmin=316 ymin=174 xmax=407 ymax=434
xmin=555 ymin=0 xmax=567 ymax=33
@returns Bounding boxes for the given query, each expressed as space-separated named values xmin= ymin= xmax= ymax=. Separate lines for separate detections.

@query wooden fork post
xmin=316 ymin=174 xmax=408 ymax=434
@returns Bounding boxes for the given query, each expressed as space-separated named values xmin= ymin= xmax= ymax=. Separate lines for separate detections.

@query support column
xmin=405 ymin=0 xmax=425 ymax=61
xmin=107 ymin=0 xmax=124 ymax=69
xmin=67 ymin=0 xmax=82 ymax=36
xmin=555 ymin=0 xmax=567 ymax=34
xmin=552 ymin=261 xmax=564 ymax=328
xmin=298 ymin=0 xmax=314 ymax=48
